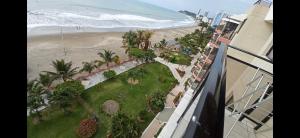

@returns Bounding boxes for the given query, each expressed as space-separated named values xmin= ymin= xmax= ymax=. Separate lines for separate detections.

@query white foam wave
xmin=27 ymin=9 xmax=194 ymax=30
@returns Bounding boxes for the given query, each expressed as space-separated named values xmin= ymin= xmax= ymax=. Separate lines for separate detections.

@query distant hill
xmin=178 ymin=10 xmax=196 ymax=19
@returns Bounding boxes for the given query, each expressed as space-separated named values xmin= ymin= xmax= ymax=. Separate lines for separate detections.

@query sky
xmin=138 ymin=0 xmax=260 ymax=18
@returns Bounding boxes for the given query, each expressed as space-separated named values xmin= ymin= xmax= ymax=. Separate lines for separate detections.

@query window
xmin=266 ymin=46 xmax=273 ymax=61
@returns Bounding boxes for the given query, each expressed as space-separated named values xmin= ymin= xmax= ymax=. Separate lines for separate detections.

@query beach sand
xmin=27 ymin=26 xmax=200 ymax=80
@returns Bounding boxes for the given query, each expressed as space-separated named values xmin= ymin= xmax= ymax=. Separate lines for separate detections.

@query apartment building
xmin=157 ymin=0 xmax=273 ymax=138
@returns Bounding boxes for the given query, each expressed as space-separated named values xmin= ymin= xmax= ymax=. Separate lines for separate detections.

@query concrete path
xmin=141 ymin=117 xmax=164 ymax=138
xmin=142 ymin=52 xmax=202 ymax=137
xmin=83 ymin=60 xmax=142 ymax=89
xmin=155 ymin=52 xmax=202 ymax=107
xmin=27 ymin=60 xmax=142 ymax=116
xmin=154 ymin=57 xmax=182 ymax=81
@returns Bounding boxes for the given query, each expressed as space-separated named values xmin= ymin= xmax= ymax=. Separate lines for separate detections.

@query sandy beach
xmin=27 ymin=26 xmax=200 ymax=80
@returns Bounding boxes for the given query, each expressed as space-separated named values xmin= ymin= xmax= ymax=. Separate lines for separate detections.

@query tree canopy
xmin=44 ymin=59 xmax=78 ymax=82
xmin=50 ymin=80 xmax=84 ymax=113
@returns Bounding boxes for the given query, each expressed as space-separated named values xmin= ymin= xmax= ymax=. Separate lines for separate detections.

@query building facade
xmin=155 ymin=1 xmax=273 ymax=138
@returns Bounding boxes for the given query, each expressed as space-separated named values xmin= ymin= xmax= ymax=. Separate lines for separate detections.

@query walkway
xmin=142 ymin=52 xmax=202 ymax=137
xmin=27 ymin=60 xmax=142 ymax=116
xmin=154 ymin=52 xmax=202 ymax=107
xmin=82 ymin=60 xmax=142 ymax=89
xmin=141 ymin=108 xmax=175 ymax=138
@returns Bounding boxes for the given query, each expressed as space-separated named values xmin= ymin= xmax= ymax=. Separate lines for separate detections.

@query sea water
xmin=27 ymin=0 xmax=195 ymax=35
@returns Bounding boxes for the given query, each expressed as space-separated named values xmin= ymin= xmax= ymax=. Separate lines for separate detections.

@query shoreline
xmin=27 ymin=24 xmax=197 ymax=38
xmin=27 ymin=25 xmax=200 ymax=80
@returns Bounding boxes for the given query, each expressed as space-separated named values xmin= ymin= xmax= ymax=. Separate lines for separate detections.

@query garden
xmin=159 ymin=51 xmax=192 ymax=66
xmin=27 ymin=62 xmax=178 ymax=138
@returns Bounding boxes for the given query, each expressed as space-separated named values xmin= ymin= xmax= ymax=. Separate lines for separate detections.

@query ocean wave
xmin=27 ymin=9 xmax=195 ymax=30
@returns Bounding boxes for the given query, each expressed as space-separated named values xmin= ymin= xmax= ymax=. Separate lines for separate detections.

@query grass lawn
xmin=166 ymin=52 xmax=192 ymax=66
xmin=27 ymin=62 xmax=178 ymax=138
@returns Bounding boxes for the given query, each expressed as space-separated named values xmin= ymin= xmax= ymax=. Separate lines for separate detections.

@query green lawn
xmin=27 ymin=62 xmax=178 ymax=138
xmin=162 ymin=51 xmax=192 ymax=65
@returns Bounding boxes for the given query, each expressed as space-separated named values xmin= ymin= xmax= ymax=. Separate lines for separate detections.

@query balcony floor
xmin=223 ymin=110 xmax=273 ymax=138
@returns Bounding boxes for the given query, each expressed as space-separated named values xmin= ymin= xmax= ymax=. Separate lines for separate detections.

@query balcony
xmin=157 ymin=43 xmax=273 ymax=138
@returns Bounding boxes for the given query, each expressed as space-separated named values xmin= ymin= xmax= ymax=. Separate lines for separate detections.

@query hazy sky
xmin=138 ymin=0 xmax=259 ymax=17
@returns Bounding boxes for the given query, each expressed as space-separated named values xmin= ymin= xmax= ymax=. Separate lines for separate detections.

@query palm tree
xmin=113 ymin=55 xmax=121 ymax=65
xmin=122 ymin=31 xmax=138 ymax=54
xmin=39 ymin=72 xmax=54 ymax=92
xmin=27 ymin=80 xmax=45 ymax=122
xmin=136 ymin=30 xmax=145 ymax=48
xmin=27 ymin=79 xmax=37 ymax=92
xmin=94 ymin=60 xmax=105 ymax=68
xmin=142 ymin=31 xmax=153 ymax=50
xmin=80 ymin=61 xmax=97 ymax=74
xmin=159 ymin=39 xmax=167 ymax=49
xmin=98 ymin=50 xmax=116 ymax=69
xmin=44 ymin=59 xmax=78 ymax=82
xmin=199 ymin=22 xmax=208 ymax=33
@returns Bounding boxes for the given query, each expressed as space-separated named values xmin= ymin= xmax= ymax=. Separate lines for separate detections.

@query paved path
xmin=154 ymin=57 xmax=183 ymax=81
xmin=142 ymin=52 xmax=202 ymax=137
xmin=29 ymin=53 xmax=202 ymax=138
xmin=82 ymin=60 xmax=142 ymax=89
xmin=27 ymin=60 xmax=142 ymax=116
xmin=154 ymin=52 xmax=202 ymax=107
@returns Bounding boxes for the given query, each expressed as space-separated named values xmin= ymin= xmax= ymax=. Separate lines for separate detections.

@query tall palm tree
xmin=44 ymin=59 xmax=78 ymax=82
xmin=136 ymin=30 xmax=145 ymax=48
xmin=122 ymin=31 xmax=138 ymax=54
xmin=98 ymin=50 xmax=116 ymax=69
xmin=142 ymin=31 xmax=153 ymax=50
xmin=199 ymin=22 xmax=208 ymax=33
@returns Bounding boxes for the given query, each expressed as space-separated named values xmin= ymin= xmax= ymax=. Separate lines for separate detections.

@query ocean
xmin=27 ymin=0 xmax=195 ymax=35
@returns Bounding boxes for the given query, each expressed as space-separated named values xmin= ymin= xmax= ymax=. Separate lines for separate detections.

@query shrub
xmin=103 ymin=70 xmax=117 ymax=79
xmin=169 ymin=56 xmax=176 ymax=63
xmin=128 ymin=48 xmax=156 ymax=62
xmin=76 ymin=118 xmax=97 ymax=138
xmin=147 ymin=92 xmax=165 ymax=113
xmin=138 ymin=110 xmax=148 ymax=120
xmin=50 ymin=80 xmax=85 ymax=114
xmin=144 ymin=50 xmax=156 ymax=62
xmin=111 ymin=113 xmax=141 ymax=138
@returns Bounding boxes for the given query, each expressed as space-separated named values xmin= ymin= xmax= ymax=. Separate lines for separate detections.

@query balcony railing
xmin=182 ymin=43 xmax=227 ymax=138
xmin=158 ymin=43 xmax=272 ymax=138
